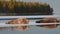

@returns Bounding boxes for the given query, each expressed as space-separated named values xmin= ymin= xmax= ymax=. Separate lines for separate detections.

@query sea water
xmin=0 ymin=18 xmax=60 ymax=34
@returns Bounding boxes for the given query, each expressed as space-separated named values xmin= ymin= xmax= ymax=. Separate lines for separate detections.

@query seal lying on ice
xmin=6 ymin=18 xmax=29 ymax=30
xmin=36 ymin=18 xmax=60 ymax=28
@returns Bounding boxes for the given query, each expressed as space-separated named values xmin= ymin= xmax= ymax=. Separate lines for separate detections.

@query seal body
xmin=6 ymin=18 xmax=29 ymax=30
xmin=36 ymin=18 xmax=60 ymax=28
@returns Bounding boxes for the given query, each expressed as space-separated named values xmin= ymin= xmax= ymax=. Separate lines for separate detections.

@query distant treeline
xmin=0 ymin=1 xmax=53 ymax=15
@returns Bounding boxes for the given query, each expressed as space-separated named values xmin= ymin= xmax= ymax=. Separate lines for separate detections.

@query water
xmin=0 ymin=19 xmax=60 ymax=34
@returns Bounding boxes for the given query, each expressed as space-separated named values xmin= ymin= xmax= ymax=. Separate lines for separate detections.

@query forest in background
xmin=0 ymin=0 xmax=53 ymax=15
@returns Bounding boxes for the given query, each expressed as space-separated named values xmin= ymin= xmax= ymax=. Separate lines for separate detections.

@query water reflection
xmin=0 ymin=18 xmax=60 ymax=31
xmin=0 ymin=26 xmax=29 ymax=31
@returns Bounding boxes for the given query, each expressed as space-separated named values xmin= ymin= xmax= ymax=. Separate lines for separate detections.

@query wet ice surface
xmin=0 ymin=19 xmax=60 ymax=34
